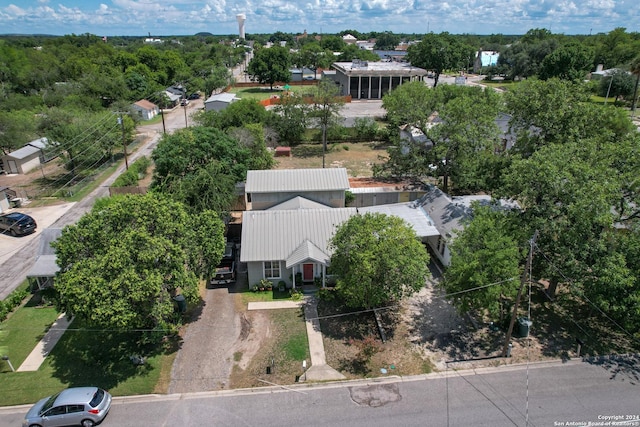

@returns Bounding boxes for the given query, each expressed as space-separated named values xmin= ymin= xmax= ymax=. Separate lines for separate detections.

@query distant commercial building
xmin=331 ymin=60 xmax=428 ymax=99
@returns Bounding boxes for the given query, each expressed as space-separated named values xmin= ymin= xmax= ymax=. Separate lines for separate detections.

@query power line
xmin=533 ymin=243 xmax=637 ymax=342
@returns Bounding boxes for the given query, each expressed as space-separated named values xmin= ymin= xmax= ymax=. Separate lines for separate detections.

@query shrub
xmin=112 ymin=156 xmax=151 ymax=187
xmin=317 ymin=287 xmax=336 ymax=302
xmin=0 ymin=286 xmax=29 ymax=322
xmin=290 ymin=288 xmax=303 ymax=301
xmin=349 ymin=335 xmax=383 ymax=364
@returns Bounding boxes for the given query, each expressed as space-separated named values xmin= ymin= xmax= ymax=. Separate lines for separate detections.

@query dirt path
xmin=168 ymin=271 xmax=271 ymax=393
xmin=168 ymin=286 xmax=241 ymax=393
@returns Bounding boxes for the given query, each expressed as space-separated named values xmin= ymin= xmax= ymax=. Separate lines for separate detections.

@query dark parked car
xmin=23 ymin=387 xmax=112 ymax=427
xmin=187 ymin=93 xmax=201 ymax=100
xmin=0 ymin=212 xmax=37 ymax=236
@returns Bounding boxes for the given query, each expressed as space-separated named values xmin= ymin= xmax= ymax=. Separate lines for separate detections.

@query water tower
xmin=236 ymin=13 xmax=246 ymax=39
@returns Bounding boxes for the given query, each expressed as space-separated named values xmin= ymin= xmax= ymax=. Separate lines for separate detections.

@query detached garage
xmin=2 ymin=145 xmax=43 ymax=174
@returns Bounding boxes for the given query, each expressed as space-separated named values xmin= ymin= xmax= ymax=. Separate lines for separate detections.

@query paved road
xmin=0 ymin=102 xmax=202 ymax=300
xmin=3 ymin=359 xmax=638 ymax=426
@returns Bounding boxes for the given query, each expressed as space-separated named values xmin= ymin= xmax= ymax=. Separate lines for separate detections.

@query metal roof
xmin=332 ymin=61 xmax=428 ymax=76
xmin=204 ymin=92 xmax=238 ymax=103
xmin=268 ymin=196 xmax=331 ymax=210
xmin=5 ymin=144 xmax=41 ymax=160
xmin=286 ymin=239 xmax=330 ymax=268
xmin=26 ymin=254 xmax=59 ymax=278
xmin=245 ymin=168 xmax=350 ymax=193
xmin=359 ymin=203 xmax=440 ymax=238
xmin=240 ymin=208 xmax=356 ymax=263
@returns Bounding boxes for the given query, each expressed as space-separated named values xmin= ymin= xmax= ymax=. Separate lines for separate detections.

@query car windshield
xmin=40 ymin=392 xmax=61 ymax=414
xmin=89 ymin=389 xmax=104 ymax=407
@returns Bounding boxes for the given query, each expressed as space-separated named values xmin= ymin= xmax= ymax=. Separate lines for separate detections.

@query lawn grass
xmin=0 ymin=299 xmax=177 ymax=406
xmin=229 ymin=308 xmax=309 ymax=388
xmin=0 ymin=298 xmax=60 ymax=372
xmin=231 ymin=84 xmax=315 ymax=101
xmin=239 ymin=288 xmax=294 ymax=305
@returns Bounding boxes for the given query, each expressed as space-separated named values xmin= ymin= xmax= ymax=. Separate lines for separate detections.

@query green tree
xmin=444 ymin=203 xmax=522 ymax=322
xmin=52 ymin=194 xmax=225 ymax=334
xmin=311 ymin=79 xmax=344 ymax=167
xmin=407 ymin=33 xmax=475 ymax=87
xmin=295 ymin=42 xmax=332 ymax=79
xmin=374 ymin=32 xmax=401 ymax=50
xmin=599 ymin=69 xmax=635 ymax=104
xmin=151 ymin=126 xmax=262 ymax=212
xmin=539 ymin=42 xmax=594 ymax=81
xmin=0 ymin=110 xmax=37 ymax=155
xmin=329 ymin=213 xmax=430 ymax=309
xmin=195 ymin=98 xmax=269 ymax=130
xmin=247 ymin=45 xmax=291 ymax=90
xmin=629 ymin=55 xmax=640 ymax=116
xmin=269 ymin=91 xmax=310 ymax=144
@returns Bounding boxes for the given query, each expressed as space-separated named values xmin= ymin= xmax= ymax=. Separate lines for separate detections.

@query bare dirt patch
xmin=274 ymin=142 xmax=388 ymax=177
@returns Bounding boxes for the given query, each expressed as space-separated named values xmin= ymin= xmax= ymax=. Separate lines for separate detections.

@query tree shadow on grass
xmin=47 ymin=317 xmax=179 ymax=391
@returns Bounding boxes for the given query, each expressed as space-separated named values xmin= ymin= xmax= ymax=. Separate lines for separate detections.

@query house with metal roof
xmin=331 ymin=60 xmax=428 ymax=99
xmin=27 ymin=228 xmax=62 ymax=291
xmin=245 ymin=168 xmax=350 ymax=210
xmin=1 ymin=137 xmax=54 ymax=174
xmin=204 ymin=92 xmax=240 ymax=112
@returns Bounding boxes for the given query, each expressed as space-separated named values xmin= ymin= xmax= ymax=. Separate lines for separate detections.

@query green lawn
xmin=0 ymin=297 xmax=176 ymax=406
xmin=232 ymin=84 xmax=316 ymax=101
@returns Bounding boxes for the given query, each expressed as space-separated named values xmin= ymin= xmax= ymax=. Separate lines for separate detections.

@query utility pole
xmin=502 ymin=230 xmax=538 ymax=357
xmin=117 ymin=114 xmax=129 ymax=170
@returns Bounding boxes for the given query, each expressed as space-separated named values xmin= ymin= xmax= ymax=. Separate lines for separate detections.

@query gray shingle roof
xmin=246 ymin=168 xmax=350 ymax=193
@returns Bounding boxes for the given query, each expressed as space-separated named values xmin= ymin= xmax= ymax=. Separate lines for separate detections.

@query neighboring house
xmin=1 ymin=137 xmax=54 ymax=174
xmin=411 ymin=185 xmax=518 ymax=266
xmin=342 ymin=34 xmax=358 ymax=45
xmin=473 ymin=50 xmax=500 ymax=73
xmin=26 ymin=228 xmax=62 ymax=291
xmin=164 ymin=91 xmax=181 ymax=108
xmin=399 ymin=124 xmax=433 ymax=155
xmin=332 ymin=60 xmax=428 ymax=99
xmin=166 ymin=85 xmax=186 ymax=98
xmin=245 ymin=168 xmax=350 ymax=210
xmin=240 ymin=168 xmax=514 ymax=288
xmin=204 ymin=93 xmax=240 ymax=112
xmin=132 ymin=100 xmax=160 ymax=120
xmin=356 ymin=41 xmax=376 ymax=50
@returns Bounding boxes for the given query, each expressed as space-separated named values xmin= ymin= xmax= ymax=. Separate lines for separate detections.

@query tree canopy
xmin=247 ymin=45 xmax=291 ymax=90
xmin=329 ymin=213 xmax=430 ymax=310
xmin=52 ymin=193 xmax=225 ymax=334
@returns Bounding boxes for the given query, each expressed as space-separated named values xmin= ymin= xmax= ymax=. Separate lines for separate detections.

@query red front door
xmin=303 ymin=264 xmax=314 ymax=282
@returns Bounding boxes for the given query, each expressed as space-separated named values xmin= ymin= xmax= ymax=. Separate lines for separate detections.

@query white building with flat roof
xmin=331 ymin=60 xmax=428 ymax=99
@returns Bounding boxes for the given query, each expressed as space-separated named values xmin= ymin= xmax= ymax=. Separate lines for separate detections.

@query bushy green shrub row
xmin=0 ymin=286 xmax=29 ymax=322
xmin=111 ymin=156 xmax=151 ymax=187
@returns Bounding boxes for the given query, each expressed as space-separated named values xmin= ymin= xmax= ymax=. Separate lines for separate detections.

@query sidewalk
xmin=247 ymin=297 xmax=346 ymax=382
xmin=17 ymin=313 xmax=73 ymax=372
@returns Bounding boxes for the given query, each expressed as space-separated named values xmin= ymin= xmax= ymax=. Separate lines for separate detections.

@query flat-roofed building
xmin=331 ymin=60 xmax=428 ymax=99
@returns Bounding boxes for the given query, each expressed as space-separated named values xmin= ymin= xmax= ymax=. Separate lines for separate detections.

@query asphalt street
xmin=2 ymin=359 xmax=638 ymax=427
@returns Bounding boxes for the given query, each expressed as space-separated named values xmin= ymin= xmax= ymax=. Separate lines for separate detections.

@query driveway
xmin=168 ymin=284 xmax=242 ymax=392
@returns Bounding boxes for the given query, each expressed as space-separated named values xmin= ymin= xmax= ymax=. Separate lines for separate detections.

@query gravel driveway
xmin=168 ymin=284 xmax=241 ymax=393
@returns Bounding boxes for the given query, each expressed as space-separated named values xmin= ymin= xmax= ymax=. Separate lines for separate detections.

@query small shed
xmin=132 ymin=99 xmax=160 ymax=120
xmin=2 ymin=145 xmax=43 ymax=174
xmin=204 ymin=93 xmax=240 ymax=112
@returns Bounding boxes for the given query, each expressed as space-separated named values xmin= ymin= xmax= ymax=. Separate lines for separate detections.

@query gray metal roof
xmin=286 ymin=239 xmax=329 ymax=268
xmin=268 ymin=196 xmax=331 ymax=210
xmin=359 ymin=203 xmax=440 ymax=239
xmin=5 ymin=144 xmax=41 ymax=160
xmin=240 ymin=208 xmax=356 ymax=263
xmin=38 ymin=228 xmax=62 ymax=255
xmin=26 ymin=254 xmax=59 ymax=278
xmin=204 ymin=92 xmax=238 ymax=103
xmin=245 ymin=168 xmax=350 ymax=193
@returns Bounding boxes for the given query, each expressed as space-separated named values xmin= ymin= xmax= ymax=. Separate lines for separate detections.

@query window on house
xmin=264 ymin=261 xmax=281 ymax=279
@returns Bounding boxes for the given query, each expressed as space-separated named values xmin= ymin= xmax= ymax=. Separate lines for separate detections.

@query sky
xmin=0 ymin=0 xmax=638 ymax=37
